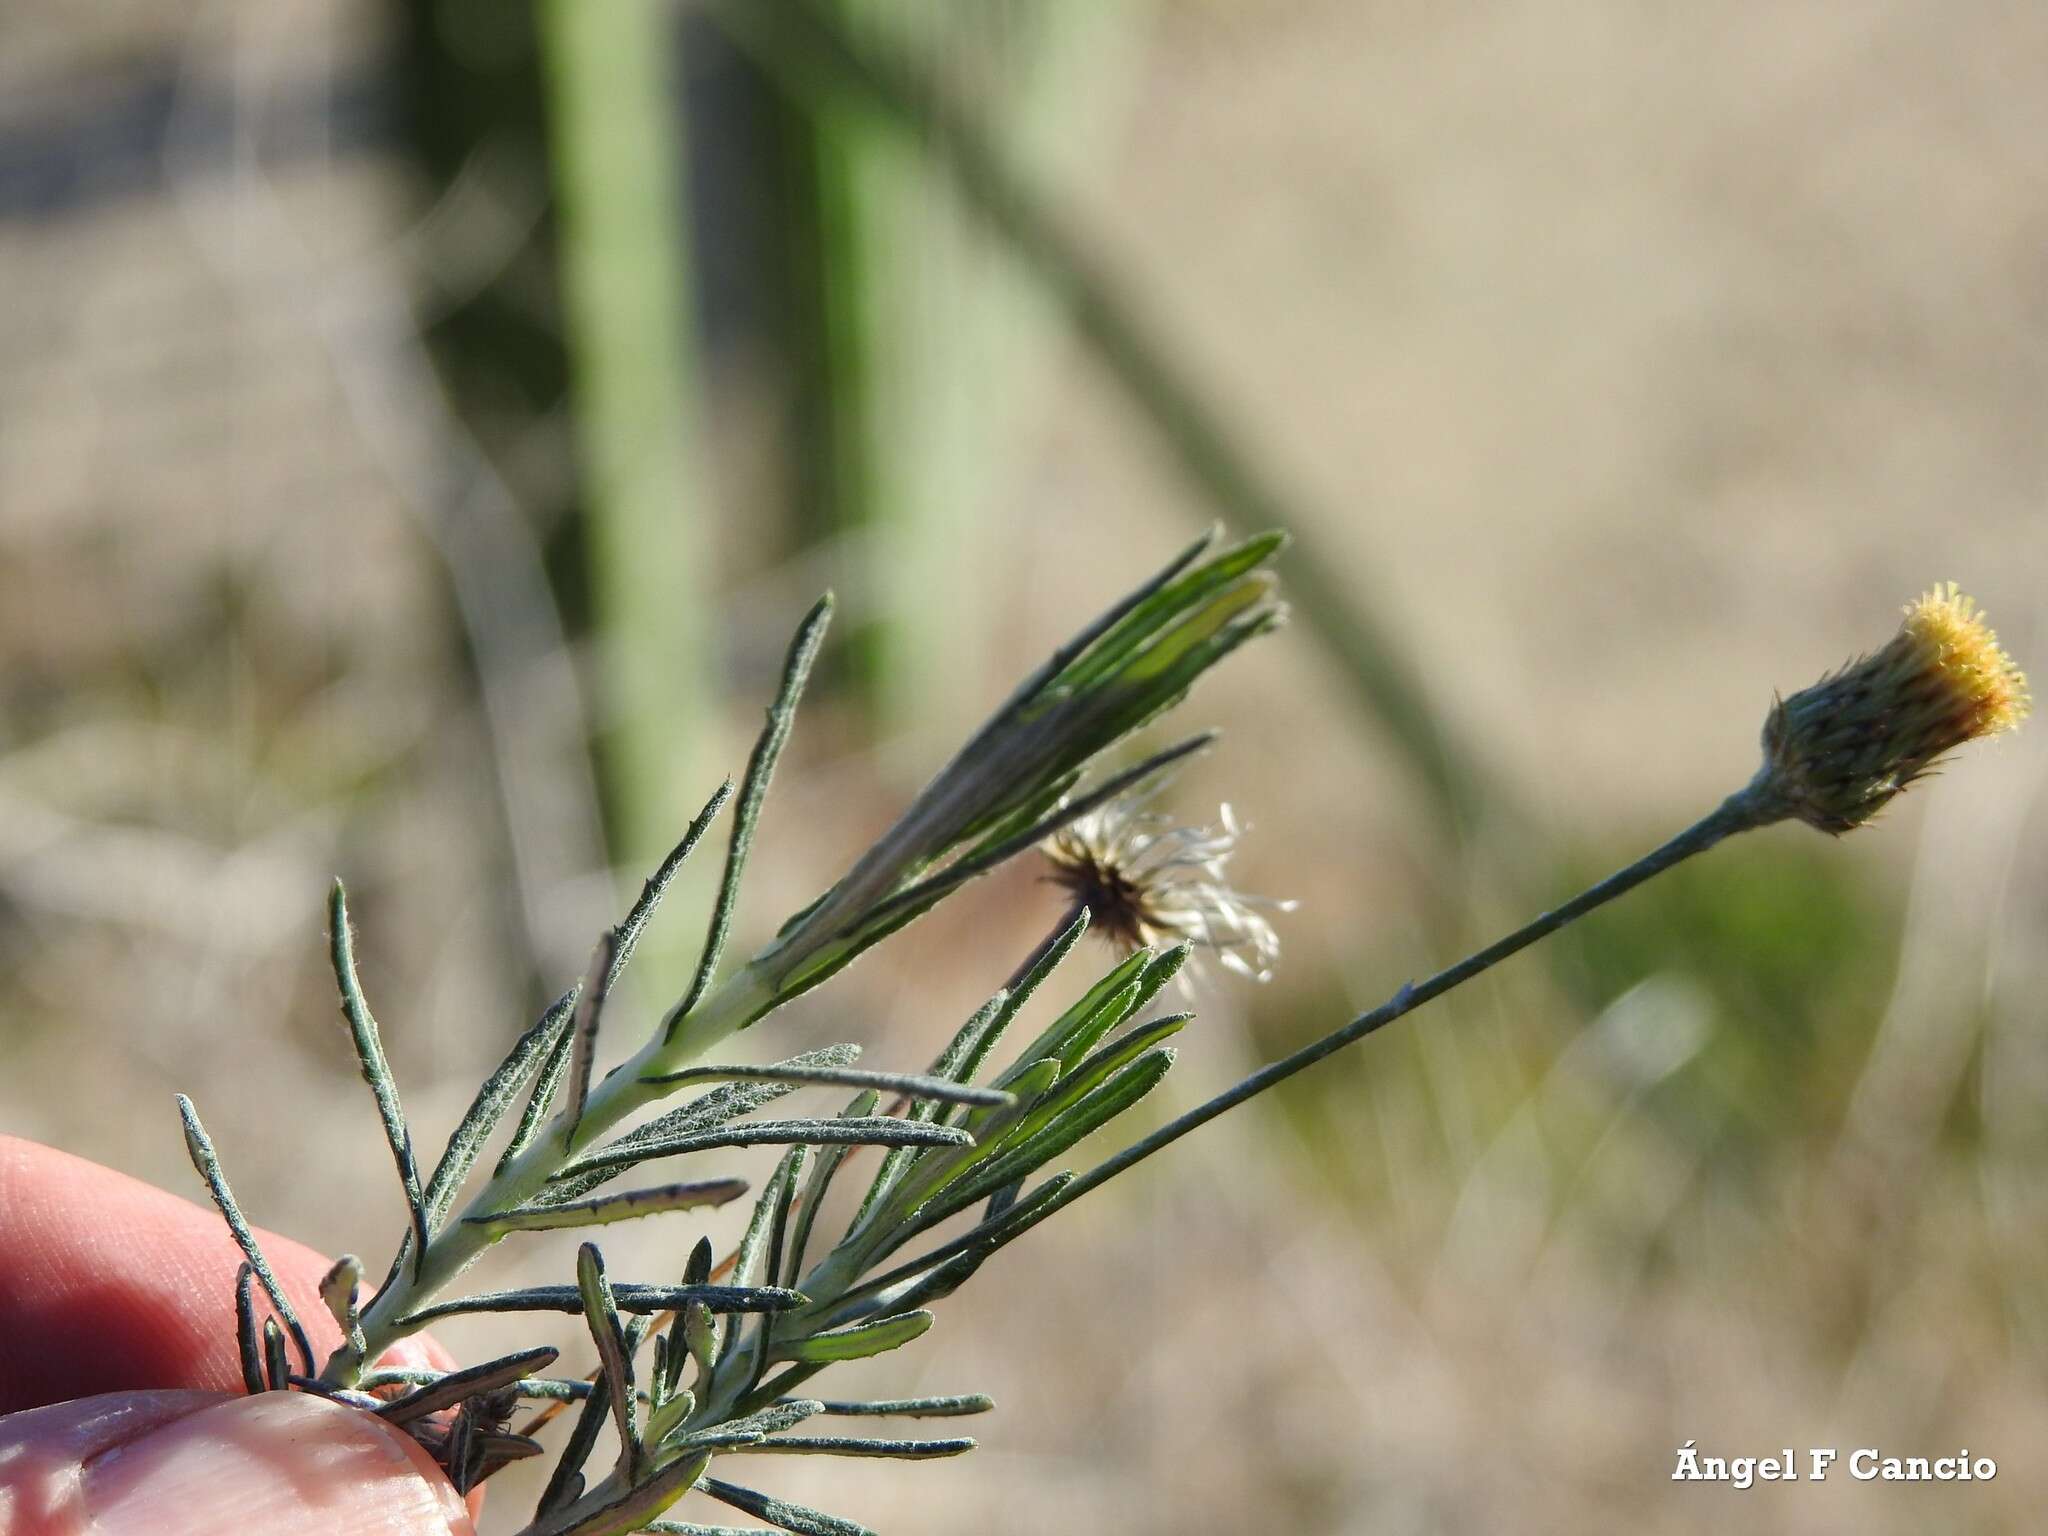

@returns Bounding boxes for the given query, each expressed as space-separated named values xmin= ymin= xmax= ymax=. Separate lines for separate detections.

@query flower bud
xmin=1746 ymin=583 xmax=2028 ymax=833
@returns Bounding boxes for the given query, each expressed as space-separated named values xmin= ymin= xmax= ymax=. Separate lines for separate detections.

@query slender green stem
xmin=324 ymin=964 xmax=774 ymax=1383
xmin=829 ymin=790 xmax=1769 ymax=1310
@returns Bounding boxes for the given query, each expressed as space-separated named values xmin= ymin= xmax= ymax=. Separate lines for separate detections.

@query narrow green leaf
xmin=1048 ymin=531 xmax=1285 ymax=696
xmin=232 ymin=1263 xmax=264 ymax=1395
xmin=805 ymin=1394 xmax=994 ymax=1417
xmin=701 ymin=1476 xmax=877 ymax=1536
xmin=400 ymin=1282 xmax=804 ymax=1327
xmin=735 ymin=1149 xmax=798 ymax=1287
xmin=609 ymin=778 xmax=736 ymax=989
xmin=559 ymin=930 xmax=619 ymax=1150
xmin=642 ymin=1060 xmax=1011 ymax=1109
xmin=554 ymin=1448 xmax=710 ymax=1535
xmin=668 ymin=1398 xmax=822 ymax=1455
xmin=261 ymin=1318 xmax=289 ymax=1392
xmin=945 ymin=908 xmax=1091 ymax=1100
xmin=327 ymin=881 xmax=429 ymax=1273
xmin=853 ymin=733 xmax=1215 ymax=941
xmin=431 ymin=986 xmax=575 ymax=1218
xmin=764 ymin=1146 xmax=808 ymax=1291
xmin=556 ymin=1116 xmax=970 ymax=1185
xmin=919 ymin=1049 xmax=1177 ymax=1230
xmin=784 ymin=1089 xmax=877 ymax=1288
xmin=683 ymin=1300 xmax=719 ymax=1377
xmin=533 ymin=1365 xmax=608 ymax=1520
xmin=774 ymin=1308 xmax=933 ymax=1365
xmin=831 ymin=1173 xmax=1077 ymax=1321
xmin=576 ymin=1243 xmax=641 ymax=1479
xmin=376 ymin=1346 xmax=558 ymax=1426
xmin=467 ymin=1178 xmax=749 ymax=1234
xmin=176 ymin=1095 xmax=314 ymax=1373
xmin=498 ymin=997 xmax=580 ymax=1173
xmin=732 ymin=1435 xmax=974 ymax=1459
xmin=669 ymin=594 xmax=833 ymax=1036
xmin=995 ymin=948 xmax=1153 ymax=1086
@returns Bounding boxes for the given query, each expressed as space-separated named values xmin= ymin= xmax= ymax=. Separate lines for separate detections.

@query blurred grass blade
xmin=710 ymin=0 xmax=1488 ymax=834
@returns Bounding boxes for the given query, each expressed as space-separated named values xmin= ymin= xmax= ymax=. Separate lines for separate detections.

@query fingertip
xmin=77 ymin=1392 xmax=474 ymax=1535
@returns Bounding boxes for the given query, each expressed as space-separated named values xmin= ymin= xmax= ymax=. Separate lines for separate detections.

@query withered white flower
xmin=1040 ymin=798 xmax=1296 ymax=981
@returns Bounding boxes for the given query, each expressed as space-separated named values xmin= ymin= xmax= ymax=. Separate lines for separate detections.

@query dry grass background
xmin=6 ymin=2 xmax=2048 ymax=1532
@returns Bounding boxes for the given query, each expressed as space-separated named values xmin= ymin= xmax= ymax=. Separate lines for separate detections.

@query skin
xmin=0 ymin=1136 xmax=478 ymax=1535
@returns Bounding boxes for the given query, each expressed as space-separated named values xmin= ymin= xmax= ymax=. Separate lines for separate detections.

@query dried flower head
xmin=1746 ymin=582 xmax=2029 ymax=833
xmin=1040 ymin=798 xmax=1295 ymax=980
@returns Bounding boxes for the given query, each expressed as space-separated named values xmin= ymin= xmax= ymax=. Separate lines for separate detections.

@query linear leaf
xmin=261 ymin=1318 xmax=289 ymax=1392
xmin=945 ymin=908 xmax=1090 ymax=1100
xmin=764 ymin=1146 xmax=807 ymax=1292
xmin=804 ymin=1394 xmax=994 ymax=1418
xmin=642 ymin=1060 xmax=1011 ymax=1109
xmin=576 ymin=1244 xmax=640 ymax=1479
xmin=783 ymin=1088 xmax=876 ymax=1288
xmin=610 ymin=779 xmax=736 ymax=989
xmin=669 ymin=595 xmax=833 ymax=1035
xmin=700 ymin=1476 xmax=877 ymax=1536
xmin=559 ymin=931 xmax=619 ymax=1149
xmin=557 ymin=1116 xmax=969 ymax=1184
xmin=498 ymin=999 xmax=580 ymax=1173
xmin=995 ymin=948 xmax=1153 ymax=1087
xmin=429 ymin=987 xmax=575 ymax=1220
xmin=176 ymin=1095 xmax=314 ymax=1373
xmin=533 ymin=1365 xmax=608 ymax=1521
xmin=400 ymin=1283 xmax=804 ymax=1326
xmin=774 ymin=1308 xmax=933 ymax=1365
xmin=328 ymin=882 xmax=428 ymax=1271
xmin=468 ymin=1178 xmax=749 ymax=1234
xmin=732 ymin=1435 xmax=974 ymax=1459
xmin=918 ymin=1050 xmax=1177 ymax=1231
xmin=376 ymin=1345 xmax=558 ymax=1426
xmin=232 ymin=1263 xmax=264 ymax=1395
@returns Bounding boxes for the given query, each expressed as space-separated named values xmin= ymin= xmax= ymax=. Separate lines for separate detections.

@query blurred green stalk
xmin=711 ymin=0 xmax=1491 ymax=837
xmin=539 ymin=0 xmax=713 ymax=904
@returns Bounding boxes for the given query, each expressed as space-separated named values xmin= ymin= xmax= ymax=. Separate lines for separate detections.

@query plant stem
xmin=839 ymin=789 xmax=1769 ymax=1304
xmin=326 ymin=965 xmax=775 ymax=1383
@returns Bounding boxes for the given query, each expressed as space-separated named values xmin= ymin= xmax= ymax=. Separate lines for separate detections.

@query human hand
xmin=0 ymin=1135 xmax=477 ymax=1534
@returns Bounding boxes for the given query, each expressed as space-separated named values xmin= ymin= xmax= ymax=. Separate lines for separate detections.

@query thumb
xmin=0 ymin=1389 xmax=475 ymax=1535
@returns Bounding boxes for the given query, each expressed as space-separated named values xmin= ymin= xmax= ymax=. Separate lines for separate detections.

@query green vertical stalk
xmin=540 ymin=0 xmax=713 ymax=942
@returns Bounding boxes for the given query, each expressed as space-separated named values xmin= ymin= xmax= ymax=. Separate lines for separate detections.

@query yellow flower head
xmin=1749 ymin=583 xmax=2029 ymax=833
